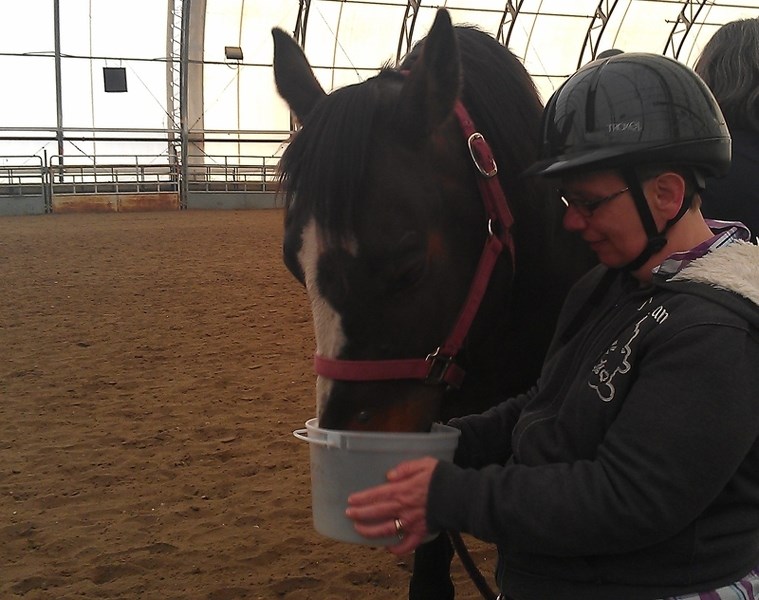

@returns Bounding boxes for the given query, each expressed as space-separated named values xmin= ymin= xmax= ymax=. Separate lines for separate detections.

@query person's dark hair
xmin=694 ymin=18 xmax=759 ymax=134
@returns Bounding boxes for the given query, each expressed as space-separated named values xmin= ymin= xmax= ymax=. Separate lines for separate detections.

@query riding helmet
xmin=526 ymin=52 xmax=731 ymax=179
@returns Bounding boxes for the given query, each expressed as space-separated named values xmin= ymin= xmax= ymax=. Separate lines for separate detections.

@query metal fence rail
xmin=0 ymin=155 xmax=49 ymax=213
xmin=49 ymin=154 xmax=178 ymax=195
xmin=0 ymin=155 xmax=46 ymax=194
xmin=46 ymin=154 xmax=278 ymax=195
xmin=0 ymin=153 xmax=282 ymax=214
xmin=185 ymin=155 xmax=279 ymax=193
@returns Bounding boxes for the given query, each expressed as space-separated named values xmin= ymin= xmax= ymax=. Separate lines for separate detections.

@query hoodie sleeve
xmin=447 ymin=387 xmax=536 ymax=468
xmin=427 ymin=317 xmax=759 ymax=556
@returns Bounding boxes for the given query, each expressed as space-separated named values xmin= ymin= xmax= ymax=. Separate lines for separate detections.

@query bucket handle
xmin=293 ymin=428 xmax=342 ymax=448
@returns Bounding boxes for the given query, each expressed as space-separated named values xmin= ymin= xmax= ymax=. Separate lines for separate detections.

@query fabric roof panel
xmin=300 ymin=2 xmax=342 ymax=69
xmin=59 ymin=0 xmax=167 ymax=59
xmin=0 ymin=57 xmax=56 ymax=128
xmin=205 ymin=0 xmax=245 ymax=62
xmin=0 ymin=0 xmax=53 ymax=54
xmin=239 ymin=2 xmax=301 ymax=64
xmin=329 ymin=3 xmax=407 ymax=70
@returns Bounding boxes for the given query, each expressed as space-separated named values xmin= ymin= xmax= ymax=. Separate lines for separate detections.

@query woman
xmin=346 ymin=53 xmax=759 ymax=600
xmin=694 ymin=17 xmax=759 ymax=240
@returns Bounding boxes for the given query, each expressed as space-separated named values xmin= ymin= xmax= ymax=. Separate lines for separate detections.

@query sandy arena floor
xmin=0 ymin=209 xmax=493 ymax=599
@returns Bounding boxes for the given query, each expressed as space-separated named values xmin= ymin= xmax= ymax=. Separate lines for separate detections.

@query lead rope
xmin=449 ymin=531 xmax=498 ymax=600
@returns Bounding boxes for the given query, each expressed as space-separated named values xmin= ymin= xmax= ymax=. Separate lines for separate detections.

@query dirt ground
xmin=0 ymin=209 xmax=494 ymax=599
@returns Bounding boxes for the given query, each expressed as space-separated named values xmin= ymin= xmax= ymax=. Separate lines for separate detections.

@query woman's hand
xmin=345 ymin=457 xmax=438 ymax=554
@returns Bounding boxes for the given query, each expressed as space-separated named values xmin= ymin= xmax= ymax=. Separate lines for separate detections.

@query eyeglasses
xmin=559 ymin=186 xmax=630 ymax=217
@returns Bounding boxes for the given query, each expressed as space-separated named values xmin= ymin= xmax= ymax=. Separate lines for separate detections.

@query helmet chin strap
xmin=620 ymin=167 xmax=692 ymax=273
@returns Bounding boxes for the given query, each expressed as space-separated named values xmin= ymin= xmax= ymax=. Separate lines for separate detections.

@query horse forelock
xmin=279 ymin=70 xmax=405 ymax=245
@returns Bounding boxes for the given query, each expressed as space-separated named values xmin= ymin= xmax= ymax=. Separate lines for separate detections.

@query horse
xmin=272 ymin=9 xmax=595 ymax=599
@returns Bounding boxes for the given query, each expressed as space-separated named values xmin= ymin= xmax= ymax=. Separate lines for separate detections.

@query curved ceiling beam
xmin=664 ymin=0 xmax=708 ymax=59
xmin=294 ymin=0 xmax=312 ymax=47
xmin=496 ymin=0 xmax=524 ymax=47
xmin=395 ymin=0 xmax=421 ymax=65
xmin=577 ymin=0 xmax=621 ymax=69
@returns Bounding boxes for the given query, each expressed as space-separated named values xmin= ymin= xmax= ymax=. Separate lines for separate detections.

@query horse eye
xmin=389 ymin=258 xmax=426 ymax=294
xmin=356 ymin=410 xmax=372 ymax=423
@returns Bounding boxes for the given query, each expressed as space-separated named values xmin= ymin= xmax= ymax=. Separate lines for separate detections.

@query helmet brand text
xmin=608 ymin=121 xmax=642 ymax=133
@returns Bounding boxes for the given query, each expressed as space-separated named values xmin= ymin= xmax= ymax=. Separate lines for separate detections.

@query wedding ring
xmin=393 ymin=517 xmax=405 ymax=538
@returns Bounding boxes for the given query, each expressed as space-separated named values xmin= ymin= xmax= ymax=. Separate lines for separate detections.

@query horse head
xmin=273 ymin=10 xmax=590 ymax=432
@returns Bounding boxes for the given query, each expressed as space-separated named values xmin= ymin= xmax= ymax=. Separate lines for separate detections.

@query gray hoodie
xmin=429 ymin=238 xmax=759 ymax=600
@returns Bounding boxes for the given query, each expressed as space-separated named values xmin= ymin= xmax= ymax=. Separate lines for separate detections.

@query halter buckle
xmin=424 ymin=348 xmax=456 ymax=385
xmin=467 ymin=132 xmax=498 ymax=178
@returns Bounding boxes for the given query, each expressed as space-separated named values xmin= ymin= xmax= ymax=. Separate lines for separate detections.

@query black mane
xmin=278 ymin=70 xmax=405 ymax=241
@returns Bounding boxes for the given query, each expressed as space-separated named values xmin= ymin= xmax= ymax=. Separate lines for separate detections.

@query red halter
xmin=313 ymin=101 xmax=516 ymax=388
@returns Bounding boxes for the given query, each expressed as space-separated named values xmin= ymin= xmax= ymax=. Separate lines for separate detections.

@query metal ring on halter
xmin=394 ymin=517 xmax=405 ymax=539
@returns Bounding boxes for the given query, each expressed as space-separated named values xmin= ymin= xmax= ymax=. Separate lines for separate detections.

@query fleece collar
xmin=670 ymin=241 xmax=759 ymax=307
xmin=653 ymin=240 xmax=759 ymax=329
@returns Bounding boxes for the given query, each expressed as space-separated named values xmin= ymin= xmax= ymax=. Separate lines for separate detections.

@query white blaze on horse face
xmin=299 ymin=218 xmax=355 ymax=417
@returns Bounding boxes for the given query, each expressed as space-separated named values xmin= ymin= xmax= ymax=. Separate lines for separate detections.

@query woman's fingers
xmin=352 ymin=517 xmax=398 ymax=539
xmin=345 ymin=500 xmax=398 ymax=522
xmin=350 ymin=513 xmax=431 ymax=555
xmin=345 ymin=457 xmax=439 ymax=553
xmin=387 ymin=456 xmax=438 ymax=481
xmin=347 ymin=457 xmax=438 ymax=508
xmin=347 ymin=483 xmax=397 ymax=507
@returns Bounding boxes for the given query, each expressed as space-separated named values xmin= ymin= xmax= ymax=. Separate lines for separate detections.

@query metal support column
xmin=166 ymin=0 xmax=204 ymax=208
xmin=179 ymin=0 xmax=191 ymax=209
xmin=166 ymin=0 xmax=183 ymax=181
xmin=53 ymin=0 xmax=64 ymax=181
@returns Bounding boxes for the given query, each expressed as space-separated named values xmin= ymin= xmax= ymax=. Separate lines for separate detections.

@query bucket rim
xmin=302 ymin=417 xmax=460 ymax=440
xmin=294 ymin=418 xmax=460 ymax=450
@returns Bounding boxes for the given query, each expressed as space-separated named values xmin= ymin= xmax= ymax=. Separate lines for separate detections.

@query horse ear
xmin=396 ymin=9 xmax=461 ymax=140
xmin=272 ymin=28 xmax=327 ymax=123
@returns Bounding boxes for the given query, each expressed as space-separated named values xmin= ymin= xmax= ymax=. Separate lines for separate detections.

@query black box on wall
xmin=103 ymin=67 xmax=128 ymax=93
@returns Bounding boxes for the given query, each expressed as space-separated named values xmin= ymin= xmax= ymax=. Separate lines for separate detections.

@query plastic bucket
xmin=293 ymin=418 xmax=460 ymax=545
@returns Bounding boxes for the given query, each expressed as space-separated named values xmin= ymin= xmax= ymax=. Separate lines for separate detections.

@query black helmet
xmin=527 ymin=53 xmax=731 ymax=179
